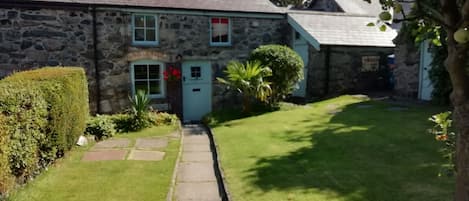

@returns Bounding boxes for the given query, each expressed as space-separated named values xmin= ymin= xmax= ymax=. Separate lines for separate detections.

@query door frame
xmin=291 ymin=31 xmax=309 ymax=97
xmin=418 ymin=41 xmax=434 ymax=101
xmin=181 ymin=60 xmax=212 ymax=122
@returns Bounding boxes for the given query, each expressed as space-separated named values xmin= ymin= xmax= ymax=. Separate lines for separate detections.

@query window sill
xmin=132 ymin=41 xmax=160 ymax=47
xmin=209 ymin=42 xmax=232 ymax=47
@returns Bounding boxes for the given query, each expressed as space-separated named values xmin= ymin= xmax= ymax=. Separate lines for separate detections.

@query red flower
xmin=163 ymin=66 xmax=181 ymax=81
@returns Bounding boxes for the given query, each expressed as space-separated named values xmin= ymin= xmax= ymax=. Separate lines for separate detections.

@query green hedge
xmin=0 ymin=67 xmax=89 ymax=196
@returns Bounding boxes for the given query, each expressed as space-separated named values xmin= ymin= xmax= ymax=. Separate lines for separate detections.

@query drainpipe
xmin=91 ymin=6 xmax=101 ymax=113
xmin=324 ymin=46 xmax=331 ymax=95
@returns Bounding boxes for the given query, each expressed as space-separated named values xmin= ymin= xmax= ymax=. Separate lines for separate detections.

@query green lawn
xmin=210 ymin=96 xmax=454 ymax=201
xmin=8 ymin=125 xmax=179 ymax=201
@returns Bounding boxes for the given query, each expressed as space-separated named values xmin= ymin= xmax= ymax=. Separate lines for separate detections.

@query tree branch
xmin=440 ymin=0 xmax=462 ymax=30
xmin=417 ymin=0 xmax=456 ymax=28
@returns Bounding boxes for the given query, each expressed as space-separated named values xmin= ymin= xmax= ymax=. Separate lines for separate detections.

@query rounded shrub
xmin=149 ymin=112 xmax=179 ymax=126
xmin=249 ymin=45 xmax=304 ymax=104
xmin=85 ymin=115 xmax=116 ymax=141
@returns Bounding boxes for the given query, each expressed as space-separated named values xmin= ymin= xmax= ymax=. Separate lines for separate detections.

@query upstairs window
xmin=131 ymin=61 xmax=165 ymax=98
xmin=132 ymin=14 xmax=158 ymax=46
xmin=210 ymin=17 xmax=231 ymax=46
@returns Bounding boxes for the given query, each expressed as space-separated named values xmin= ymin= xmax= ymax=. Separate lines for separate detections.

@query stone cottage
xmin=0 ymin=0 xmax=397 ymax=121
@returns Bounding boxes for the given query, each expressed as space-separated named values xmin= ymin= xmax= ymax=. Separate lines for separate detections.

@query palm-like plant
xmin=217 ymin=60 xmax=272 ymax=113
xmin=128 ymin=90 xmax=151 ymax=130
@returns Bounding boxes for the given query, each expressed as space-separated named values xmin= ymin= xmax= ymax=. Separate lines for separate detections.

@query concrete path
xmin=174 ymin=124 xmax=221 ymax=201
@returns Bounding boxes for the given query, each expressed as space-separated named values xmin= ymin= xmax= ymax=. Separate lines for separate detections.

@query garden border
xmin=203 ymin=123 xmax=231 ymax=201
xmin=166 ymin=121 xmax=183 ymax=201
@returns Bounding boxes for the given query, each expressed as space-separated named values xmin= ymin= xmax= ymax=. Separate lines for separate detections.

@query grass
xmin=7 ymin=125 xmax=180 ymax=201
xmin=210 ymin=95 xmax=454 ymax=201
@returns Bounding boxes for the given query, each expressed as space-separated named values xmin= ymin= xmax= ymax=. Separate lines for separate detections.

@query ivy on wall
xmin=399 ymin=19 xmax=451 ymax=105
xmin=428 ymin=40 xmax=452 ymax=105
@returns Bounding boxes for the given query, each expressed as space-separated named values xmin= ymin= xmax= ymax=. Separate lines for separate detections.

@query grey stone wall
xmin=0 ymin=7 xmax=97 ymax=110
xmin=96 ymin=10 xmax=288 ymax=113
xmin=0 ymin=6 xmax=287 ymax=113
xmin=306 ymin=45 xmax=394 ymax=98
xmin=392 ymin=34 xmax=420 ymax=98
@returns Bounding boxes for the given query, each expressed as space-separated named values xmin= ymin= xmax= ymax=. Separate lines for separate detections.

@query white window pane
xmin=134 ymin=65 xmax=147 ymax=79
xmin=149 ymin=81 xmax=161 ymax=94
xmin=148 ymin=65 xmax=160 ymax=79
xmin=135 ymin=15 xmax=145 ymax=27
xmin=135 ymin=29 xmax=145 ymax=41
xmin=146 ymin=16 xmax=155 ymax=28
xmin=212 ymin=23 xmax=228 ymax=37
xmin=135 ymin=81 xmax=148 ymax=94
xmin=146 ymin=29 xmax=156 ymax=41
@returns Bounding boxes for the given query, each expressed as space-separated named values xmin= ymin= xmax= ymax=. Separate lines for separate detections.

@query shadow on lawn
xmin=244 ymin=102 xmax=453 ymax=201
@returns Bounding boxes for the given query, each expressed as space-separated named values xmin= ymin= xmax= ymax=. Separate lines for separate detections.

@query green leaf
xmin=379 ymin=24 xmax=387 ymax=32
xmin=393 ymin=3 xmax=403 ymax=14
xmin=367 ymin=22 xmax=375 ymax=27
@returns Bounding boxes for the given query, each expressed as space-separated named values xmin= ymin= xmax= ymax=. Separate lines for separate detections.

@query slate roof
xmin=334 ymin=0 xmax=382 ymax=17
xmin=19 ymin=0 xmax=284 ymax=14
xmin=288 ymin=11 xmax=397 ymax=47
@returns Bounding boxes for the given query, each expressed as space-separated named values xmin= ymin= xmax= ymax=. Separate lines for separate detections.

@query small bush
xmin=149 ymin=112 xmax=179 ymax=126
xmin=109 ymin=113 xmax=134 ymax=133
xmin=429 ymin=111 xmax=456 ymax=176
xmin=85 ymin=115 xmax=116 ymax=141
xmin=249 ymin=45 xmax=303 ymax=104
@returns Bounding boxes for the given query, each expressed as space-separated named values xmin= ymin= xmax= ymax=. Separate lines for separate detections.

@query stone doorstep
xmin=92 ymin=139 xmax=131 ymax=149
xmin=175 ymin=182 xmax=221 ymax=201
xmin=135 ymin=138 xmax=168 ymax=150
xmin=182 ymin=152 xmax=213 ymax=162
xmin=128 ymin=150 xmax=166 ymax=161
xmin=82 ymin=150 xmax=127 ymax=161
xmin=177 ymin=162 xmax=217 ymax=182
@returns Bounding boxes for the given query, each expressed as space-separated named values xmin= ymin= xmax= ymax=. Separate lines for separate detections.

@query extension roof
xmin=288 ymin=11 xmax=397 ymax=48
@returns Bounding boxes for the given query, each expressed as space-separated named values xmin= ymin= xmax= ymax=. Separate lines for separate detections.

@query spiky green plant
xmin=128 ymin=90 xmax=151 ymax=131
xmin=217 ymin=60 xmax=272 ymax=113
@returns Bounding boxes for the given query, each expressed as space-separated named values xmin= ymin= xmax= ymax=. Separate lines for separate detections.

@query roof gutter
xmin=0 ymin=1 xmax=285 ymax=19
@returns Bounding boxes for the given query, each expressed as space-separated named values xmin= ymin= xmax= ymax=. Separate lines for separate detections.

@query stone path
xmin=174 ymin=124 xmax=221 ymax=201
xmin=83 ymin=135 xmax=174 ymax=162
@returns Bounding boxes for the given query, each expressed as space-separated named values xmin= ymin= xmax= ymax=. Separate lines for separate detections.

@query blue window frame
xmin=210 ymin=17 xmax=231 ymax=46
xmin=132 ymin=14 xmax=159 ymax=46
xmin=130 ymin=60 xmax=165 ymax=98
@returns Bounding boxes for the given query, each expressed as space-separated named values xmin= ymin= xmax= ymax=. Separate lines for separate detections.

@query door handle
xmin=183 ymin=76 xmax=186 ymax=82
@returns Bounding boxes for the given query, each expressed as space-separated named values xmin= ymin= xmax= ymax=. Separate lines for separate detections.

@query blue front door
xmin=182 ymin=61 xmax=212 ymax=122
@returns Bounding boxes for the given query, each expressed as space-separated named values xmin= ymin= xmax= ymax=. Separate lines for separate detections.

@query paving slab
xmin=175 ymin=182 xmax=221 ymax=201
xmin=135 ymin=138 xmax=168 ymax=150
xmin=184 ymin=135 xmax=210 ymax=145
xmin=177 ymin=162 xmax=217 ymax=182
xmin=92 ymin=139 xmax=130 ymax=149
xmin=128 ymin=150 xmax=165 ymax=161
xmin=183 ymin=144 xmax=211 ymax=152
xmin=182 ymin=152 xmax=213 ymax=162
xmin=82 ymin=150 xmax=127 ymax=161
